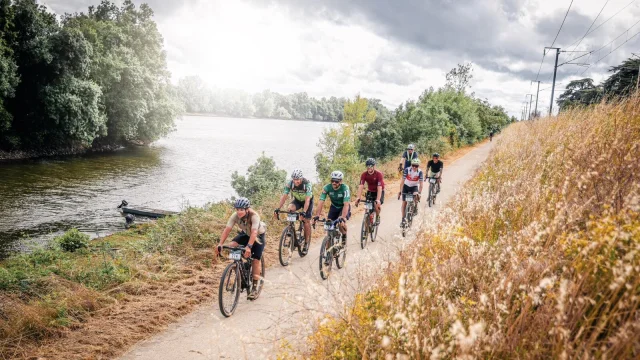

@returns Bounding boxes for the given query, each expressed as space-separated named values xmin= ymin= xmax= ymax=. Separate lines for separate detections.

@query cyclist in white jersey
xmin=398 ymin=158 xmax=423 ymax=224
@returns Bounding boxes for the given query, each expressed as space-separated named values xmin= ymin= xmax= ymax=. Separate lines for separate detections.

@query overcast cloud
xmin=42 ymin=0 xmax=640 ymax=117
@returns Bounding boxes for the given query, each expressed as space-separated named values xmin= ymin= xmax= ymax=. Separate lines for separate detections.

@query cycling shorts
xmin=328 ymin=204 xmax=351 ymax=221
xmin=365 ymin=190 xmax=385 ymax=205
xmin=291 ymin=197 xmax=314 ymax=219
xmin=231 ymin=232 xmax=266 ymax=260
xmin=402 ymin=184 xmax=419 ymax=201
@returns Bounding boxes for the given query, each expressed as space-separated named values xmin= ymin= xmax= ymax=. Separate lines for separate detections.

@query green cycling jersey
xmin=283 ymin=179 xmax=313 ymax=202
xmin=319 ymin=183 xmax=351 ymax=208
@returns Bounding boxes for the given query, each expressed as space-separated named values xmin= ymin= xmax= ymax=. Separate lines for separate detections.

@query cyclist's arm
xmin=399 ymin=169 xmax=407 ymax=194
xmin=341 ymin=203 xmax=350 ymax=219
xmin=376 ymin=185 xmax=382 ymax=201
xmin=314 ymin=200 xmax=325 ymax=217
xmin=219 ymin=226 xmax=232 ymax=244
xmin=356 ymin=184 xmax=364 ymax=201
xmin=418 ymin=171 xmax=424 ymax=193
xmin=247 ymin=228 xmax=259 ymax=247
xmin=276 ymin=194 xmax=288 ymax=210
xmin=304 ymin=195 xmax=311 ymax=213
xmin=247 ymin=213 xmax=262 ymax=247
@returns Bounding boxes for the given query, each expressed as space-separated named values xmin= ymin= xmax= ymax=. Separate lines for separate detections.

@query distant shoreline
xmin=182 ymin=112 xmax=339 ymax=123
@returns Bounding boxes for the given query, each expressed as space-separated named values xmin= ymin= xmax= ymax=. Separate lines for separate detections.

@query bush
xmin=231 ymin=153 xmax=287 ymax=205
xmin=55 ymin=229 xmax=90 ymax=252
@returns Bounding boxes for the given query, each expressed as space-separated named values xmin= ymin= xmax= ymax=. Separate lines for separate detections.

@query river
xmin=0 ymin=115 xmax=334 ymax=257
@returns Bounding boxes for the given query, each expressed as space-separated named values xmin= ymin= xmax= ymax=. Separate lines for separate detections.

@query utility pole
xmin=524 ymin=99 xmax=529 ymax=121
xmin=531 ymin=81 xmax=541 ymax=118
xmin=546 ymin=47 xmax=560 ymax=116
xmin=528 ymin=94 xmax=533 ymax=120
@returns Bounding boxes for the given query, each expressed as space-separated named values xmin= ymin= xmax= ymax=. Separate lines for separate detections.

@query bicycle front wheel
xmin=370 ymin=213 xmax=378 ymax=242
xmin=335 ymin=234 xmax=346 ymax=269
xmin=428 ymin=183 xmax=434 ymax=207
xmin=360 ymin=213 xmax=369 ymax=249
xmin=278 ymin=226 xmax=294 ymax=266
xmin=218 ymin=262 xmax=241 ymax=317
xmin=319 ymin=235 xmax=333 ymax=280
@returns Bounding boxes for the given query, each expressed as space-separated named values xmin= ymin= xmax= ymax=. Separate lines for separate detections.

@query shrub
xmin=230 ymin=153 xmax=287 ymax=205
xmin=55 ymin=229 xmax=90 ymax=252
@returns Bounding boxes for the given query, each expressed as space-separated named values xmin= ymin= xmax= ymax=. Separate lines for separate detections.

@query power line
xmin=581 ymin=27 xmax=640 ymax=75
xmin=561 ymin=18 xmax=640 ymax=65
xmin=564 ymin=0 xmax=636 ymax=50
xmin=570 ymin=0 xmax=609 ymax=54
xmin=551 ymin=0 xmax=575 ymax=48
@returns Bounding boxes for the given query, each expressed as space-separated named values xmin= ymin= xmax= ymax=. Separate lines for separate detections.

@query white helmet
xmin=330 ymin=171 xmax=344 ymax=180
xmin=407 ymin=144 xmax=415 ymax=150
xmin=291 ymin=169 xmax=303 ymax=179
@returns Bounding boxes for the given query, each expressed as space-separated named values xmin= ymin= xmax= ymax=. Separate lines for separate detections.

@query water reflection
xmin=0 ymin=116 xmax=331 ymax=257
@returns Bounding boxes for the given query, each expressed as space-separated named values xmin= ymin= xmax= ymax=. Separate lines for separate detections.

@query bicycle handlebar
xmin=311 ymin=217 xmax=343 ymax=229
xmin=274 ymin=209 xmax=306 ymax=221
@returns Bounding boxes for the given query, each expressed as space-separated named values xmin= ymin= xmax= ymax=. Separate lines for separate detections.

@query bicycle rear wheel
xmin=360 ymin=213 xmax=369 ymax=249
xmin=218 ymin=262 xmax=241 ymax=317
xmin=319 ymin=235 xmax=333 ymax=280
xmin=278 ymin=226 xmax=294 ymax=266
xmin=252 ymin=256 xmax=266 ymax=300
xmin=428 ymin=183 xmax=434 ymax=207
xmin=335 ymin=234 xmax=346 ymax=269
xmin=297 ymin=221 xmax=308 ymax=257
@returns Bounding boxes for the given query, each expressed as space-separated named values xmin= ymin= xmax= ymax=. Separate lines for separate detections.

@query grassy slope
xmin=305 ymin=98 xmax=640 ymax=359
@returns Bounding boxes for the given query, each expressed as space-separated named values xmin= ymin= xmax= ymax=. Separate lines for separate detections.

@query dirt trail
xmin=119 ymin=140 xmax=496 ymax=360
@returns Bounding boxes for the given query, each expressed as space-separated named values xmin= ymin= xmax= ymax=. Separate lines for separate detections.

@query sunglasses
xmin=366 ymin=165 xmax=374 ymax=168
xmin=331 ymin=179 xmax=341 ymax=184
xmin=411 ymin=165 xmax=419 ymax=168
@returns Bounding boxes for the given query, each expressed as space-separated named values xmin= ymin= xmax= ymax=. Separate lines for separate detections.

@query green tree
xmin=445 ymin=63 xmax=473 ymax=93
xmin=557 ymin=78 xmax=603 ymax=111
xmin=602 ymin=57 xmax=640 ymax=98
xmin=230 ymin=153 xmax=287 ymax=205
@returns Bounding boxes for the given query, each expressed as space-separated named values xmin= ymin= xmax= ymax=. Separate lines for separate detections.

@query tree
xmin=445 ymin=63 xmax=473 ymax=93
xmin=557 ymin=78 xmax=602 ymax=111
xmin=602 ymin=57 xmax=640 ymax=98
xmin=231 ymin=153 xmax=286 ymax=205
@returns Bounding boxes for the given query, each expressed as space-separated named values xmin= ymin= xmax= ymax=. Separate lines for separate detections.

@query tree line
xmin=176 ymin=76 xmax=347 ymax=122
xmin=558 ymin=55 xmax=640 ymax=111
xmin=0 ymin=0 xmax=181 ymax=153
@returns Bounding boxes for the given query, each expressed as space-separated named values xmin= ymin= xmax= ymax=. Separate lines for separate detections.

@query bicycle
xmin=401 ymin=192 xmax=418 ymax=237
xmin=426 ymin=176 xmax=440 ymax=207
xmin=313 ymin=218 xmax=346 ymax=280
xmin=274 ymin=209 xmax=308 ymax=266
xmin=218 ymin=245 xmax=265 ymax=317
xmin=357 ymin=194 xmax=379 ymax=249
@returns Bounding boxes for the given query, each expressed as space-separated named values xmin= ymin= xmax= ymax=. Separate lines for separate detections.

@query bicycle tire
xmin=407 ymin=202 xmax=414 ymax=227
xmin=297 ymin=221 xmax=307 ymax=257
xmin=428 ymin=182 xmax=433 ymax=207
xmin=335 ymin=234 xmax=346 ymax=269
xmin=319 ymin=235 xmax=333 ymax=280
xmin=218 ymin=262 xmax=241 ymax=317
xmin=370 ymin=213 xmax=378 ymax=242
xmin=360 ymin=212 xmax=368 ymax=249
xmin=278 ymin=226 xmax=294 ymax=266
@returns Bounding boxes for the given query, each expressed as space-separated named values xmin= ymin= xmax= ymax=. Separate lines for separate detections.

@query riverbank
xmin=0 ymin=144 xmax=127 ymax=161
xmin=183 ymin=112 xmax=339 ymax=123
xmin=0 ymin=140 xmax=485 ymax=359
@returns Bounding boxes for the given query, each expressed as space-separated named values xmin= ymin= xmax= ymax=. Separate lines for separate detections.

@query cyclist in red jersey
xmin=355 ymin=158 xmax=384 ymax=225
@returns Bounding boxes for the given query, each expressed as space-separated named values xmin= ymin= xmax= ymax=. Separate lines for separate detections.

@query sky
xmin=42 ymin=0 xmax=640 ymax=118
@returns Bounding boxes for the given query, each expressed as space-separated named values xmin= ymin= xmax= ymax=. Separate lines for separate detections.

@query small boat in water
xmin=117 ymin=200 xmax=178 ymax=218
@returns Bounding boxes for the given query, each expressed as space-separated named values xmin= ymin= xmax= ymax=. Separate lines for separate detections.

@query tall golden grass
xmin=305 ymin=97 xmax=640 ymax=359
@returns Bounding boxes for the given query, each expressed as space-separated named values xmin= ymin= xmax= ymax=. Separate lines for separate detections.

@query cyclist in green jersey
xmin=313 ymin=170 xmax=351 ymax=245
xmin=275 ymin=169 xmax=313 ymax=254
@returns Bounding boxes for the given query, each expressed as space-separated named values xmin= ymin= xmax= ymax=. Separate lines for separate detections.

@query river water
xmin=0 ymin=116 xmax=334 ymax=257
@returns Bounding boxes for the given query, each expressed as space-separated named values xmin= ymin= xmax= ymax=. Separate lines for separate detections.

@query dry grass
xmin=305 ymin=97 xmax=640 ymax=359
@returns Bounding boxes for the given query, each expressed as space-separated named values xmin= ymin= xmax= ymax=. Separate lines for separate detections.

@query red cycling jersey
xmin=360 ymin=170 xmax=385 ymax=192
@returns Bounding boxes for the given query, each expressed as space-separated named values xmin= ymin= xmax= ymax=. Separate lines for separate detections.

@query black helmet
xmin=365 ymin=158 xmax=376 ymax=166
xmin=432 ymin=153 xmax=440 ymax=158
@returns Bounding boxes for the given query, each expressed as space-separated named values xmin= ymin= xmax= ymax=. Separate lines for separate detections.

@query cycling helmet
xmin=411 ymin=158 xmax=420 ymax=166
xmin=234 ymin=197 xmax=251 ymax=209
xmin=365 ymin=158 xmax=376 ymax=166
xmin=291 ymin=169 xmax=303 ymax=179
xmin=330 ymin=170 xmax=344 ymax=180
xmin=407 ymin=144 xmax=415 ymax=150
xmin=432 ymin=153 xmax=440 ymax=158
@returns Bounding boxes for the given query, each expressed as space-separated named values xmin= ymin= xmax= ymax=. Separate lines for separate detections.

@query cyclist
xmin=489 ymin=130 xmax=494 ymax=142
xmin=216 ymin=197 xmax=266 ymax=300
xmin=426 ymin=153 xmax=443 ymax=193
xmin=355 ymin=158 xmax=384 ymax=225
xmin=398 ymin=158 xmax=423 ymax=225
xmin=399 ymin=144 xmax=419 ymax=172
xmin=275 ymin=169 xmax=313 ymax=254
xmin=313 ymin=171 xmax=351 ymax=246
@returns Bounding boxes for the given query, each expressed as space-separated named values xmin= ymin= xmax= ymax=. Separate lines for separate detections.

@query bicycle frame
xmin=222 ymin=245 xmax=252 ymax=290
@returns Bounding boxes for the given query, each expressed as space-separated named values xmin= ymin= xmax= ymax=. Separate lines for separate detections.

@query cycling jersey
xmin=320 ymin=184 xmax=351 ymax=208
xmin=427 ymin=160 xmax=443 ymax=173
xmin=360 ymin=170 xmax=385 ymax=192
xmin=403 ymin=167 xmax=424 ymax=187
xmin=402 ymin=150 xmax=419 ymax=169
xmin=283 ymin=179 xmax=313 ymax=202
xmin=226 ymin=210 xmax=267 ymax=235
